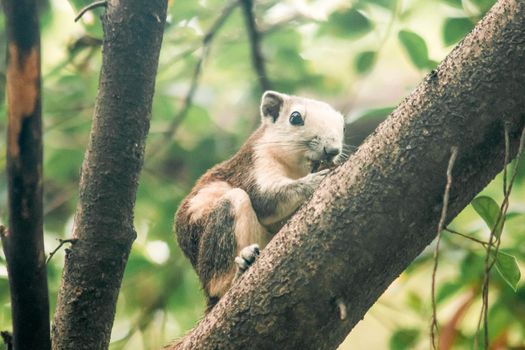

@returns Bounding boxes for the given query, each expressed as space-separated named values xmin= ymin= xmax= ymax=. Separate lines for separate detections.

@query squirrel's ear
xmin=260 ymin=91 xmax=285 ymax=123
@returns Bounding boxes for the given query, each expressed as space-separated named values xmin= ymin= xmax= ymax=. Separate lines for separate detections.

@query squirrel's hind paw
xmin=235 ymin=244 xmax=260 ymax=278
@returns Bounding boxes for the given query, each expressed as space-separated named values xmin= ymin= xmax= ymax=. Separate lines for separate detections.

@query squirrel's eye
xmin=289 ymin=111 xmax=304 ymax=126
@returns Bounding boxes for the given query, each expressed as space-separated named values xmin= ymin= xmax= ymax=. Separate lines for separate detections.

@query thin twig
xmin=444 ymin=227 xmax=490 ymax=247
xmin=240 ymin=0 xmax=271 ymax=92
xmin=147 ymin=1 xmax=238 ymax=160
xmin=503 ymin=124 xmax=510 ymax=197
xmin=46 ymin=239 xmax=78 ymax=264
xmin=74 ymin=0 xmax=108 ymax=22
xmin=162 ymin=47 xmax=206 ymax=141
xmin=474 ymin=125 xmax=525 ymax=349
xmin=169 ymin=0 xmax=239 ymax=136
xmin=1 ymin=331 xmax=13 ymax=350
xmin=430 ymin=146 xmax=458 ymax=350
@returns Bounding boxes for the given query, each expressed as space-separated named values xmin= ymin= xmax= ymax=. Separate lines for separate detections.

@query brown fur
xmin=174 ymin=91 xmax=345 ymax=309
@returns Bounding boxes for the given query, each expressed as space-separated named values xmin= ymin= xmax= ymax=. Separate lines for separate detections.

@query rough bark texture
xmin=0 ymin=0 xmax=51 ymax=349
xmin=51 ymin=1 xmax=168 ymax=349
xmin=169 ymin=0 xmax=525 ymax=349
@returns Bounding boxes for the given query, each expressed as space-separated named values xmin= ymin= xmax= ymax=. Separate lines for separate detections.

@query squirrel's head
xmin=257 ymin=90 xmax=346 ymax=175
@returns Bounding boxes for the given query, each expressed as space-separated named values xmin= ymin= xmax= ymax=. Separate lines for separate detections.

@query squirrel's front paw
xmin=302 ymin=168 xmax=330 ymax=194
xmin=234 ymin=244 xmax=260 ymax=278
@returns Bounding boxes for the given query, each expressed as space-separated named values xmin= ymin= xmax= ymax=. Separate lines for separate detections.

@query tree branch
xmin=163 ymin=0 xmax=237 ymax=139
xmin=51 ymin=0 xmax=168 ymax=349
xmin=74 ymin=0 xmax=108 ymax=22
xmin=0 ymin=0 xmax=50 ymax=348
xmin=167 ymin=0 xmax=525 ymax=348
xmin=240 ymin=0 xmax=271 ymax=92
xmin=46 ymin=239 xmax=78 ymax=264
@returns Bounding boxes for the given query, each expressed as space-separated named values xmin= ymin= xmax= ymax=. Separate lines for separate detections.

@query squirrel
xmin=174 ymin=91 xmax=345 ymax=310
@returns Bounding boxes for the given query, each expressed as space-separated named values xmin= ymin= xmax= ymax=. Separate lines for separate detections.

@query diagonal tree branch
xmin=0 ymin=0 xmax=50 ymax=349
xmin=51 ymin=1 xmax=168 ymax=349
xmin=167 ymin=0 xmax=525 ymax=348
xmin=240 ymin=0 xmax=271 ymax=92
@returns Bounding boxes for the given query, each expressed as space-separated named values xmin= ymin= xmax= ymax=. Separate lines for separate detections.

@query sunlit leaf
xmin=169 ymin=0 xmax=204 ymax=23
xmin=358 ymin=0 xmax=394 ymax=9
xmin=389 ymin=329 xmax=419 ymax=350
xmin=398 ymin=30 xmax=430 ymax=70
xmin=355 ymin=51 xmax=376 ymax=74
xmin=492 ymin=251 xmax=521 ymax=292
xmin=319 ymin=9 xmax=373 ymax=38
xmin=443 ymin=17 xmax=474 ymax=46
xmin=471 ymin=196 xmax=503 ymax=238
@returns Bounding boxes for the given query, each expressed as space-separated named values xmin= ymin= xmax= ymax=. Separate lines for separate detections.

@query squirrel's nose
xmin=323 ymin=146 xmax=340 ymax=160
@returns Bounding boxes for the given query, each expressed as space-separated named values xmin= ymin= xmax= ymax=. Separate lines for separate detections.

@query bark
xmin=0 ymin=0 xmax=50 ymax=349
xmin=168 ymin=0 xmax=525 ymax=349
xmin=51 ymin=1 xmax=168 ymax=349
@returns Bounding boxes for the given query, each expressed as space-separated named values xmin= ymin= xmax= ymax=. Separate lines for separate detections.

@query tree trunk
xmin=51 ymin=1 xmax=168 ymax=349
xmin=0 ymin=0 xmax=50 ymax=349
xmin=168 ymin=0 xmax=525 ymax=349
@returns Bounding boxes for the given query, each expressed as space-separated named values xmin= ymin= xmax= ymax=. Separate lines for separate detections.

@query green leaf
xmin=471 ymin=0 xmax=496 ymax=12
xmin=389 ymin=328 xmax=419 ymax=350
xmin=320 ymin=9 xmax=373 ymax=38
xmin=436 ymin=281 xmax=463 ymax=304
xmin=427 ymin=59 xmax=439 ymax=70
xmin=460 ymin=252 xmax=484 ymax=283
xmin=355 ymin=51 xmax=376 ymax=74
xmin=505 ymin=212 xmax=524 ymax=221
xmin=492 ymin=251 xmax=521 ymax=291
xmin=398 ymin=30 xmax=430 ymax=70
xmin=406 ymin=292 xmax=423 ymax=313
xmin=443 ymin=17 xmax=474 ymax=46
xmin=440 ymin=0 xmax=463 ymax=8
xmin=471 ymin=196 xmax=504 ymax=238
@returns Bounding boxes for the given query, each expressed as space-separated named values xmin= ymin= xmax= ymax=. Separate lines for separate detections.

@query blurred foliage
xmin=1 ymin=0 xmax=523 ymax=349
xmin=398 ymin=30 xmax=434 ymax=70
